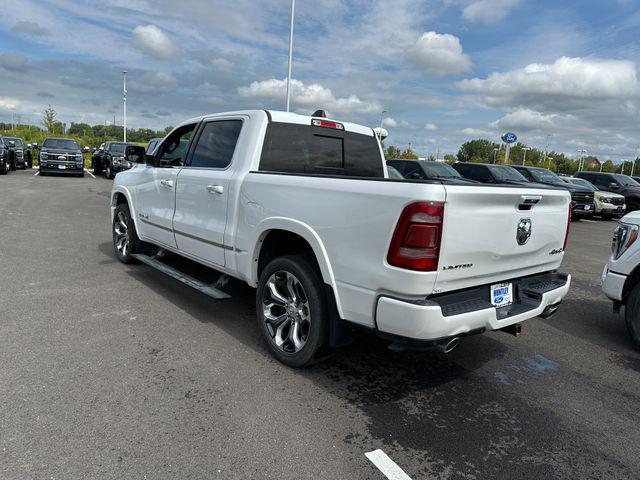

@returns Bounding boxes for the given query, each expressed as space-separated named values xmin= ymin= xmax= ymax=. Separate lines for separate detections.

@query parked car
xmin=92 ymin=141 xmax=137 ymax=179
xmin=575 ymin=172 xmax=640 ymax=213
xmin=512 ymin=165 xmax=594 ymax=218
xmin=110 ymin=110 xmax=571 ymax=367
xmin=388 ymin=159 xmax=475 ymax=184
xmin=561 ymin=176 xmax=625 ymax=219
xmin=146 ymin=137 xmax=163 ymax=155
xmin=0 ymin=136 xmax=11 ymax=174
xmin=39 ymin=137 xmax=85 ymax=176
xmin=451 ymin=162 xmax=532 ymax=185
xmin=3 ymin=136 xmax=28 ymax=169
xmin=602 ymin=212 xmax=640 ymax=348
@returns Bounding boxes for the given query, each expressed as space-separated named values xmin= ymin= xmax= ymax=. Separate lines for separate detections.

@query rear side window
xmin=259 ymin=122 xmax=383 ymax=177
xmin=189 ymin=120 xmax=242 ymax=169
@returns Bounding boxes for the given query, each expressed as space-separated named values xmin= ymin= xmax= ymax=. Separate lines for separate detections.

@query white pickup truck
xmin=111 ymin=110 xmax=572 ymax=367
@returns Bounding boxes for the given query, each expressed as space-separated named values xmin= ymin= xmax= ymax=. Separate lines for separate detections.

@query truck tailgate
xmin=434 ymin=184 xmax=570 ymax=294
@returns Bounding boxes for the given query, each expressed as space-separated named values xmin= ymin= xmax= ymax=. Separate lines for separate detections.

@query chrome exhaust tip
xmin=438 ymin=336 xmax=460 ymax=354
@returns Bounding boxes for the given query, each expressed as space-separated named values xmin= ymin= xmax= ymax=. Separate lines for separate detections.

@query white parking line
xmin=33 ymin=171 xmax=39 ymax=176
xmin=84 ymin=169 xmax=95 ymax=178
xmin=581 ymin=219 xmax=597 ymax=223
xmin=365 ymin=450 xmax=413 ymax=480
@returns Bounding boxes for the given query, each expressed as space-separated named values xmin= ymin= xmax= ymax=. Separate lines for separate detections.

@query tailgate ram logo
xmin=516 ymin=218 xmax=532 ymax=245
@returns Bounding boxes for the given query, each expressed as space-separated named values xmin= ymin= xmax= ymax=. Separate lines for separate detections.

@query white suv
xmin=602 ymin=211 xmax=640 ymax=346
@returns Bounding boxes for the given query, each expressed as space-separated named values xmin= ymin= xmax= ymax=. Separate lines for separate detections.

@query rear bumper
xmin=375 ymin=271 xmax=570 ymax=342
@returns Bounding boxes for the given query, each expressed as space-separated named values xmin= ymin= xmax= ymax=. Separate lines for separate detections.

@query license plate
xmin=58 ymin=165 xmax=66 ymax=170
xmin=491 ymin=282 xmax=513 ymax=308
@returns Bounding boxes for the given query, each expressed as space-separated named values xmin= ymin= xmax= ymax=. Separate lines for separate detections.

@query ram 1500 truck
xmin=111 ymin=110 xmax=572 ymax=367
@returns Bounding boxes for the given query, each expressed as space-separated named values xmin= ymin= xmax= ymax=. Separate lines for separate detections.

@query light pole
xmin=522 ymin=147 xmax=530 ymax=166
xmin=123 ymin=70 xmax=127 ymax=142
xmin=285 ymin=0 xmax=296 ymax=112
xmin=493 ymin=147 xmax=498 ymax=163
xmin=576 ymin=149 xmax=587 ymax=171
xmin=379 ymin=110 xmax=387 ymax=130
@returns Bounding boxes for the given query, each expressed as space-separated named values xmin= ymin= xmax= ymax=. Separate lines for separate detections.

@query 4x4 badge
xmin=517 ymin=218 xmax=532 ymax=245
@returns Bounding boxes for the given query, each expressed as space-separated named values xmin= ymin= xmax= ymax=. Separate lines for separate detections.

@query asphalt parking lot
xmin=2 ymin=169 xmax=640 ymax=480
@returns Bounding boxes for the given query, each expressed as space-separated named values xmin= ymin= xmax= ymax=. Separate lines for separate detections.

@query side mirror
xmin=27 ymin=143 xmax=32 ymax=148
xmin=609 ymin=182 xmax=619 ymax=190
xmin=32 ymin=142 xmax=38 ymax=148
xmin=83 ymin=146 xmax=90 ymax=153
xmin=125 ymin=145 xmax=146 ymax=164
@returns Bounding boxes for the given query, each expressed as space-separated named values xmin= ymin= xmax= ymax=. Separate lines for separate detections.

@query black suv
xmin=0 ymin=136 xmax=11 ymax=174
xmin=92 ymin=141 xmax=137 ymax=179
xmin=512 ymin=165 xmax=594 ymax=218
xmin=387 ymin=159 xmax=475 ymax=184
xmin=39 ymin=137 xmax=85 ymax=176
xmin=575 ymin=171 xmax=640 ymax=212
xmin=452 ymin=162 xmax=532 ymax=185
xmin=3 ymin=136 xmax=29 ymax=169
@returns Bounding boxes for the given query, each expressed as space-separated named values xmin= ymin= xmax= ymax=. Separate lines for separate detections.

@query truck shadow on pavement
xmin=99 ymin=243 xmax=636 ymax=479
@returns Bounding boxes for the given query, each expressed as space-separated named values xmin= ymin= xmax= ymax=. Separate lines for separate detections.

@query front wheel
xmin=105 ymin=164 xmax=113 ymax=179
xmin=256 ymin=255 xmax=328 ymax=368
xmin=112 ymin=203 xmax=141 ymax=263
xmin=625 ymin=284 xmax=640 ymax=349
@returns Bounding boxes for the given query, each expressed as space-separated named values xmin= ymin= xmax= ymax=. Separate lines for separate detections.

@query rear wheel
xmin=105 ymin=163 xmax=113 ymax=179
xmin=625 ymin=284 xmax=640 ymax=349
xmin=627 ymin=202 xmax=640 ymax=213
xmin=112 ymin=203 xmax=141 ymax=264
xmin=256 ymin=255 xmax=328 ymax=367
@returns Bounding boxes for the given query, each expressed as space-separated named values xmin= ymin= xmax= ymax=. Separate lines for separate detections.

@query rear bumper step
xmin=131 ymin=253 xmax=231 ymax=300
xmin=375 ymin=271 xmax=570 ymax=342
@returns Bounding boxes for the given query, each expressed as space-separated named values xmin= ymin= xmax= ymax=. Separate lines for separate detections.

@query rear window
xmin=259 ymin=122 xmax=383 ymax=177
xmin=488 ymin=165 xmax=528 ymax=182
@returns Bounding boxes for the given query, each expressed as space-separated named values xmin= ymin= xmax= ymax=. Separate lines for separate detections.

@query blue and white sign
xmin=501 ymin=132 xmax=517 ymax=144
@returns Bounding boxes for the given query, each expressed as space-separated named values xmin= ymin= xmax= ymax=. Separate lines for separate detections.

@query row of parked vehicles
xmin=387 ymin=159 xmax=637 ymax=220
xmin=0 ymin=135 xmax=34 ymax=174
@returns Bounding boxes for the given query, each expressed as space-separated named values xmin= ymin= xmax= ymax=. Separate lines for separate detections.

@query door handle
xmin=160 ymin=179 xmax=174 ymax=188
xmin=206 ymin=185 xmax=224 ymax=195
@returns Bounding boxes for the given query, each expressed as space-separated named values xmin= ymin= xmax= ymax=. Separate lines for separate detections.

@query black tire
xmin=112 ymin=203 xmax=142 ymax=264
xmin=602 ymin=213 xmax=613 ymax=220
xmin=105 ymin=163 xmax=113 ymax=179
xmin=92 ymin=159 xmax=101 ymax=176
xmin=627 ymin=202 xmax=640 ymax=213
xmin=256 ymin=254 xmax=328 ymax=368
xmin=625 ymin=284 xmax=640 ymax=349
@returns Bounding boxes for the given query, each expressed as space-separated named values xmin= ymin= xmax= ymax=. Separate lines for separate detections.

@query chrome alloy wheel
xmin=262 ymin=271 xmax=311 ymax=353
xmin=114 ymin=211 xmax=130 ymax=256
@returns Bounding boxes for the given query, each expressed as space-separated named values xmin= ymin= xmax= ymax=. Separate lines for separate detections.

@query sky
xmin=1 ymin=0 xmax=640 ymax=161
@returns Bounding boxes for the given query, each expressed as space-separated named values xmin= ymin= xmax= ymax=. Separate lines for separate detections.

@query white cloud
xmin=489 ymin=109 xmax=565 ymax=132
xmin=425 ymin=123 xmax=438 ymax=130
xmin=462 ymin=127 xmax=493 ymax=136
xmin=212 ymin=57 xmax=232 ymax=69
xmin=462 ymin=0 xmax=520 ymax=24
xmin=407 ymin=32 xmax=472 ymax=76
xmin=382 ymin=117 xmax=397 ymax=127
xmin=132 ymin=25 xmax=178 ymax=60
xmin=238 ymin=78 xmax=380 ymax=115
xmin=457 ymin=57 xmax=639 ymax=111
xmin=0 ymin=97 xmax=21 ymax=110
xmin=129 ymin=71 xmax=177 ymax=93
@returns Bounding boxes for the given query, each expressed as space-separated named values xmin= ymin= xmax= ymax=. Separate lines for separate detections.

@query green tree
xmin=42 ymin=104 xmax=57 ymax=133
xmin=443 ymin=154 xmax=456 ymax=164
xmin=457 ymin=139 xmax=499 ymax=163
xmin=384 ymin=145 xmax=401 ymax=160
xmin=399 ymin=148 xmax=418 ymax=159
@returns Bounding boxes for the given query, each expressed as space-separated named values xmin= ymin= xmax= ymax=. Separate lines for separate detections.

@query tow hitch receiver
xmin=500 ymin=323 xmax=522 ymax=337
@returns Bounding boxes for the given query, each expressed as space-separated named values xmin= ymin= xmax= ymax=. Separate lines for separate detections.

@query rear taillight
xmin=387 ymin=201 xmax=444 ymax=271
xmin=563 ymin=201 xmax=572 ymax=251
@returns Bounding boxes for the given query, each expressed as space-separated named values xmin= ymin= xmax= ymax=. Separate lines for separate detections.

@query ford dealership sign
xmin=501 ymin=132 xmax=517 ymax=144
